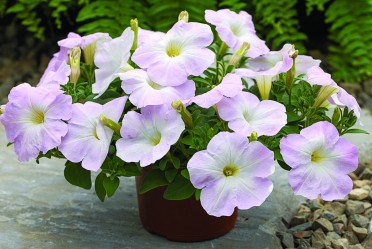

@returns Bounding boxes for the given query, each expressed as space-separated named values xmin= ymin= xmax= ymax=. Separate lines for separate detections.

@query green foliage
xmin=64 ymin=161 xmax=92 ymax=190
xmin=305 ymin=0 xmax=329 ymax=15
xmin=324 ymin=0 xmax=372 ymax=83
xmin=252 ymin=0 xmax=307 ymax=53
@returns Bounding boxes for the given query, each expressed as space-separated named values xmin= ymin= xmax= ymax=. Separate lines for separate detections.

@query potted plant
xmin=0 ymin=9 xmax=367 ymax=242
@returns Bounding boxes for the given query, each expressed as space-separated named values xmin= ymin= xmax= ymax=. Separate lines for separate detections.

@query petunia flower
xmin=116 ymin=104 xmax=185 ymax=167
xmin=329 ymin=85 xmax=361 ymax=120
xmin=191 ymin=73 xmax=243 ymax=108
xmin=92 ymin=28 xmax=134 ymax=97
xmin=205 ymin=9 xmax=269 ymax=58
xmin=118 ymin=69 xmax=195 ymax=108
xmin=0 ymin=83 xmax=72 ymax=161
xmin=38 ymin=57 xmax=71 ymax=89
xmin=131 ymin=20 xmax=215 ymax=86
xmin=235 ymin=46 xmax=293 ymax=100
xmin=137 ymin=28 xmax=165 ymax=47
xmin=187 ymin=132 xmax=275 ymax=217
xmin=59 ymin=97 xmax=127 ymax=171
xmin=216 ymin=92 xmax=287 ymax=137
xmin=280 ymin=121 xmax=358 ymax=200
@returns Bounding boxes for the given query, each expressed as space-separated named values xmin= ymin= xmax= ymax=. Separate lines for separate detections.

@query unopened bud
xmin=0 ymin=105 xmax=5 ymax=115
xmin=172 ymin=100 xmax=193 ymax=128
xmin=249 ymin=131 xmax=258 ymax=142
xmin=332 ymin=107 xmax=341 ymax=125
xmin=100 ymin=114 xmax=121 ymax=135
xmin=285 ymin=45 xmax=299 ymax=92
xmin=130 ymin=18 xmax=138 ymax=50
xmin=178 ymin=11 xmax=189 ymax=22
xmin=69 ymin=47 xmax=81 ymax=84
xmin=229 ymin=42 xmax=250 ymax=67
xmin=313 ymin=85 xmax=338 ymax=108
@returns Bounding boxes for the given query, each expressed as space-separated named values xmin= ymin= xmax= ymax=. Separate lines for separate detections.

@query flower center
xmin=30 ymin=109 xmax=45 ymax=124
xmin=311 ymin=150 xmax=323 ymax=163
xmin=223 ymin=165 xmax=239 ymax=177
xmin=243 ymin=111 xmax=251 ymax=122
xmin=166 ymin=41 xmax=182 ymax=57
xmin=150 ymin=130 xmax=162 ymax=145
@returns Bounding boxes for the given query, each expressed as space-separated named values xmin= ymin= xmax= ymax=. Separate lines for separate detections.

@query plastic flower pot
xmin=135 ymin=169 xmax=238 ymax=242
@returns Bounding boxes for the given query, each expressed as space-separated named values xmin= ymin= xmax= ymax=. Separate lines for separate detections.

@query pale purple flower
xmin=191 ymin=73 xmax=243 ymax=108
xmin=92 ymin=28 xmax=134 ymax=97
xmin=329 ymin=86 xmax=361 ymax=120
xmin=132 ymin=21 xmax=215 ymax=86
xmin=0 ymin=83 xmax=72 ymax=161
xmin=216 ymin=92 xmax=287 ymax=137
xmin=116 ymin=104 xmax=184 ymax=167
xmin=188 ymin=132 xmax=275 ymax=217
xmin=58 ymin=32 xmax=82 ymax=48
xmin=38 ymin=57 xmax=71 ymax=89
xmin=137 ymin=28 xmax=165 ymax=47
xmin=118 ymin=69 xmax=195 ymax=108
xmin=59 ymin=97 xmax=127 ymax=171
xmin=305 ymin=66 xmax=335 ymax=86
xmin=236 ymin=46 xmax=293 ymax=99
xmin=280 ymin=121 xmax=358 ymax=200
xmin=205 ymin=9 xmax=269 ymax=58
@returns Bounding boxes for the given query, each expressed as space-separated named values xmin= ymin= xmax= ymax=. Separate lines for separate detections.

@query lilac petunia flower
xmin=216 ymin=92 xmax=287 ymax=137
xmin=191 ymin=73 xmax=243 ymax=108
xmin=137 ymin=28 xmax=165 ymax=47
xmin=59 ymin=97 xmax=127 ymax=171
xmin=188 ymin=132 xmax=275 ymax=217
xmin=280 ymin=121 xmax=358 ymax=200
xmin=92 ymin=28 xmax=134 ymax=97
xmin=0 ymin=83 xmax=72 ymax=161
xmin=205 ymin=9 xmax=269 ymax=58
xmin=38 ymin=57 xmax=71 ymax=89
xmin=329 ymin=86 xmax=361 ymax=120
xmin=131 ymin=20 xmax=215 ymax=86
xmin=116 ymin=104 xmax=185 ymax=167
xmin=118 ymin=69 xmax=195 ymax=108
xmin=235 ymin=46 xmax=293 ymax=100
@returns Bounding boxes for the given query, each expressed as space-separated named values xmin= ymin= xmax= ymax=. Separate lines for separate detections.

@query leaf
xmin=343 ymin=128 xmax=370 ymax=135
xmin=64 ymin=161 xmax=92 ymax=190
xmin=158 ymin=157 xmax=169 ymax=171
xmin=121 ymin=164 xmax=141 ymax=177
xmin=180 ymin=169 xmax=190 ymax=180
xmin=170 ymin=157 xmax=180 ymax=169
xmin=103 ymin=176 xmax=120 ymax=197
xmin=95 ymin=172 xmax=107 ymax=202
xmin=139 ymin=169 xmax=168 ymax=194
xmin=165 ymin=168 xmax=178 ymax=183
xmin=195 ymin=188 xmax=202 ymax=201
xmin=163 ymin=174 xmax=195 ymax=200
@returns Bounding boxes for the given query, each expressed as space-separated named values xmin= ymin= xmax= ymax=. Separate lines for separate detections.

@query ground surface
xmin=0 ymin=110 xmax=371 ymax=249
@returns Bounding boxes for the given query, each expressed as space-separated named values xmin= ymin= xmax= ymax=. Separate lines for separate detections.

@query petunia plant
xmin=0 ymin=9 xmax=368 ymax=217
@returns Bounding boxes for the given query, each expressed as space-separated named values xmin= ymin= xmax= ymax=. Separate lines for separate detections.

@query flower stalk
xmin=130 ymin=18 xmax=138 ymax=51
xmin=100 ymin=114 xmax=121 ymax=135
xmin=228 ymin=42 xmax=250 ymax=67
xmin=68 ymin=47 xmax=81 ymax=85
xmin=172 ymin=100 xmax=194 ymax=128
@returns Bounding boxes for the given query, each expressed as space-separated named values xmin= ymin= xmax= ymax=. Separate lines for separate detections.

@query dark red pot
xmin=135 ymin=173 xmax=238 ymax=242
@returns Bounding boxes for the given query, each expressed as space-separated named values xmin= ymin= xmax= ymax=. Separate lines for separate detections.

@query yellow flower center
xmin=30 ymin=109 xmax=45 ymax=124
xmin=166 ymin=41 xmax=182 ymax=57
xmin=243 ymin=111 xmax=251 ymax=122
xmin=223 ymin=165 xmax=239 ymax=177
xmin=311 ymin=150 xmax=323 ymax=163
xmin=150 ymin=130 xmax=162 ymax=145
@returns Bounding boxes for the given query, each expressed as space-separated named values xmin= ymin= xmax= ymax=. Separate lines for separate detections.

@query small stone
xmin=360 ymin=168 xmax=372 ymax=180
xmin=346 ymin=200 xmax=365 ymax=216
xmin=333 ymin=223 xmax=346 ymax=235
xmin=349 ymin=189 xmax=369 ymax=201
xmin=364 ymin=208 xmax=372 ymax=219
xmin=289 ymin=222 xmax=314 ymax=232
xmin=345 ymin=231 xmax=360 ymax=245
xmin=327 ymin=231 xmax=341 ymax=242
xmin=310 ymin=199 xmax=324 ymax=211
xmin=331 ymin=238 xmax=349 ymax=249
xmin=363 ymin=202 xmax=371 ymax=210
xmin=349 ymin=172 xmax=358 ymax=181
xmin=324 ymin=202 xmax=346 ymax=216
xmin=334 ymin=214 xmax=348 ymax=226
xmin=290 ymin=215 xmax=308 ymax=227
xmin=298 ymin=204 xmax=312 ymax=215
xmin=352 ymin=226 xmax=368 ymax=241
xmin=296 ymin=238 xmax=311 ymax=249
xmin=276 ymin=231 xmax=294 ymax=248
xmin=312 ymin=228 xmax=330 ymax=248
xmin=362 ymin=235 xmax=372 ymax=248
xmin=293 ymin=230 xmax=313 ymax=239
xmin=347 ymin=244 xmax=365 ymax=249
xmin=354 ymin=180 xmax=370 ymax=189
xmin=313 ymin=218 xmax=334 ymax=232
xmin=350 ymin=214 xmax=370 ymax=229
xmin=313 ymin=209 xmax=323 ymax=221
xmin=321 ymin=211 xmax=337 ymax=221
xmin=361 ymin=185 xmax=371 ymax=191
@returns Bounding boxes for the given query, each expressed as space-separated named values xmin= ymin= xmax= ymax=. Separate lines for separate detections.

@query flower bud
xmin=313 ymin=85 xmax=338 ymax=108
xmin=285 ymin=45 xmax=298 ymax=92
xmin=100 ymin=114 xmax=122 ymax=135
xmin=228 ymin=42 xmax=250 ymax=67
xmin=83 ymin=44 xmax=96 ymax=66
xmin=332 ymin=107 xmax=341 ymax=125
xmin=69 ymin=47 xmax=81 ymax=84
xmin=0 ymin=105 xmax=5 ymax=115
xmin=172 ymin=100 xmax=193 ymax=128
xmin=249 ymin=131 xmax=258 ymax=142
xmin=178 ymin=11 xmax=189 ymax=23
xmin=130 ymin=18 xmax=138 ymax=51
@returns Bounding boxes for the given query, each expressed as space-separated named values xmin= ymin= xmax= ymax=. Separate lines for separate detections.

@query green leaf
xmin=163 ymin=174 xmax=195 ymax=200
xmin=171 ymin=157 xmax=180 ymax=169
xmin=159 ymin=157 xmax=168 ymax=171
xmin=140 ymin=169 xmax=168 ymax=194
xmin=281 ymin=125 xmax=300 ymax=134
xmin=121 ymin=164 xmax=141 ymax=177
xmin=64 ymin=161 xmax=92 ymax=190
xmin=195 ymin=188 xmax=201 ymax=201
xmin=103 ymin=176 xmax=120 ymax=197
xmin=278 ymin=160 xmax=291 ymax=171
xmin=95 ymin=172 xmax=107 ymax=202
xmin=343 ymin=128 xmax=370 ymax=135
xmin=180 ymin=169 xmax=190 ymax=180
xmin=165 ymin=168 xmax=178 ymax=183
